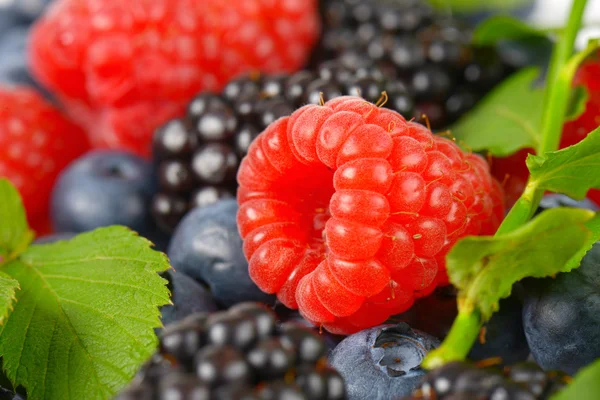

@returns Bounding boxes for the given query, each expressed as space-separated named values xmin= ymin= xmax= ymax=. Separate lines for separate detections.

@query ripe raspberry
xmin=0 ymin=86 xmax=90 ymax=233
xmin=29 ymin=0 xmax=320 ymax=157
xmin=492 ymin=57 xmax=600 ymax=206
xmin=236 ymin=96 xmax=504 ymax=335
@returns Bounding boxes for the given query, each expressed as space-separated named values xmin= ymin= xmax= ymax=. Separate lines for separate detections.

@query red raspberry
xmin=492 ymin=57 xmax=600 ymax=206
xmin=0 ymin=86 xmax=90 ymax=234
xmin=29 ymin=0 xmax=320 ymax=157
xmin=236 ymin=96 xmax=504 ymax=335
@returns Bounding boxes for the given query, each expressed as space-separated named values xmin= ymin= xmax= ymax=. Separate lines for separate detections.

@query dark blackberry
xmin=115 ymin=303 xmax=347 ymax=399
xmin=403 ymin=361 xmax=570 ymax=400
xmin=313 ymin=0 xmax=512 ymax=129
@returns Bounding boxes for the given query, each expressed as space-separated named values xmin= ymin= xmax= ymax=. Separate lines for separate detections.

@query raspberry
xmin=492 ymin=56 xmax=600 ymax=207
xmin=115 ymin=303 xmax=346 ymax=399
xmin=236 ymin=96 xmax=504 ymax=335
xmin=0 ymin=86 xmax=89 ymax=234
xmin=29 ymin=0 xmax=320 ymax=157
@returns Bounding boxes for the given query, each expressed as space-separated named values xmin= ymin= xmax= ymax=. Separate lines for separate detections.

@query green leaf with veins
xmin=0 ymin=273 xmax=19 ymax=325
xmin=472 ymin=16 xmax=547 ymax=46
xmin=552 ymin=358 xmax=600 ymax=400
xmin=0 ymin=226 xmax=171 ymax=400
xmin=447 ymin=208 xmax=594 ymax=320
xmin=450 ymin=67 xmax=544 ymax=157
xmin=528 ymin=126 xmax=600 ymax=199
xmin=0 ymin=179 xmax=34 ymax=259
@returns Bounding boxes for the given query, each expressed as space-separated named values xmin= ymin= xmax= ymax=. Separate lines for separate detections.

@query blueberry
xmin=167 ymin=199 xmax=275 ymax=308
xmin=536 ymin=193 xmax=599 ymax=214
xmin=0 ymin=27 xmax=37 ymax=87
xmin=51 ymin=150 xmax=158 ymax=237
xmin=329 ymin=322 xmax=439 ymax=399
xmin=8 ymin=0 xmax=54 ymax=23
xmin=160 ymin=270 xmax=218 ymax=327
xmin=469 ymin=294 xmax=530 ymax=365
xmin=522 ymin=241 xmax=600 ymax=375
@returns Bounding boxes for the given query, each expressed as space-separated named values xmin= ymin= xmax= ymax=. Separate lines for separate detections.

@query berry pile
xmin=402 ymin=361 xmax=570 ymax=399
xmin=237 ymin=95 xmax=505 ymax=335
xmin=312 ymin=0 xmax=510 ymax=128
xmin=116 ymin=302 xmax=346 ymax=400
xmin=151 ymin=64 xmax=425 ymax=232
xmin=29 ymin=0 xmax=320 ymax=157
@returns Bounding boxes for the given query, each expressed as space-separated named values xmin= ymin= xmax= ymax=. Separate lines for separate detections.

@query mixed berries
xmin=116 ymin=302 xmax=346 ymax=400
xmin=1 ymin=1 xmax=599 ymax=399
xmin=313 ymin=0 xmax=511 ymax=129
xmin=236 ymin=95 xmax=504 ymax=335
xmin=28 ymin=0 xmax=320 ymax=157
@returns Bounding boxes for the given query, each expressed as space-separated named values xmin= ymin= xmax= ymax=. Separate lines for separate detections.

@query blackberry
xmin=115 ymin=302 xmax=346 ymax=400
xmin=313 ymin=0 xmax=511 ymax=128
xmin=402 ymin=361 xmax=570 ymax=400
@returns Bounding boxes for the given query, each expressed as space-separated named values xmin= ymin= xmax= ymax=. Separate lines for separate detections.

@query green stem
xmin=424 ymin=0 xmax=590 ymax=369
xmin=422 ymin=308 xmax=481 ymax=369
xmin=539 ymin=0 xmax=589 ymax=154
xmin=495 ymin=181 xmax=541 ymax=236
xmin=495 ymin=0 xmax=589 ymax=236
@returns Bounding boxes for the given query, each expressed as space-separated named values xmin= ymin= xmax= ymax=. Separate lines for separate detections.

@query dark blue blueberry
xmin=522 ymin=241 xmax=600 ymax=375
xmin=9 ymin=0 xmax=54 ymax=23
xmin=0 ymin=27 xmax=37 ymax=87
xmin=167 ymin=199 xmax=274 ymax=308
xmin=33 ymin=232 xmax=76 ymax=244
xmin=160 ymin=270 xmax=218 ymax=327
xmin=468 ymin=294 xmax=530 ymax=365
xmin=329 ymin=322 xmax=439 ymax=400
xmin=536 ymin=193 xmax=599 ymax=214
xmin=51 ymin=150 xmax=158 ymax=238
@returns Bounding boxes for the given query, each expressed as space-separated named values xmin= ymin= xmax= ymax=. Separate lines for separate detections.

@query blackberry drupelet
xmin=402 ymin=361 xmax=570 ymax=400
xmin=313 ymin=0 xmax=511 ymax=128
xmin=115 ymin=302 xmax=347 ymax=400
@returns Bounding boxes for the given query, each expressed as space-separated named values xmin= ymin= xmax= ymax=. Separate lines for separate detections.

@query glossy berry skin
xmin=51 ymin=150 xmax=158 ymax=238
xmin=117 ymin=303 xmax=347 ymax=399
xmin=329 ymin=322 xmax=439 ymax=400
xmin=168 ymin=199 xmax=274 ymax=308
xmin=236 ymin=96 xmax=505 ymax=334
xmin=522 ymin=241 xmax=600 ymax=375
xmin=160 ymin=270 xmax=218 ymax=327
xmin=29 ymin=0 xmax=320 ymax=157
xmin=0 ymin=86 xmax=90 ymax=234
xmin=402 ymin=361 xmax=569 ymax=400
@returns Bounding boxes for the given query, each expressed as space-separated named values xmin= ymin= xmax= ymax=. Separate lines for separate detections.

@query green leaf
xmin=528 ymin=126 xmax=600 ymax=200
xmin=0 ymin=227 xmax=171 ymax=400
xmin=450 ymin=67 xmax=544 ymax=157
xmin=0 ymin=179 xmax=34 ymax=259
xmin=552 ymin=358 xmax=600 ymax=400
xmin=566 ymin=86 xmax=589 ymax=121
xmin=473 ymin=16 xmax=547 ymax=46
xmin=447 ymin=208 xmax=594 ymax=320
xmin=0 ymin=272 xmax=19 ymax=325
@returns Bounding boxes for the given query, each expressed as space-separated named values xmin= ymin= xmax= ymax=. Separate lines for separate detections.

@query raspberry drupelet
xmin=236 ymin=96 xmax=504 ymax=335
